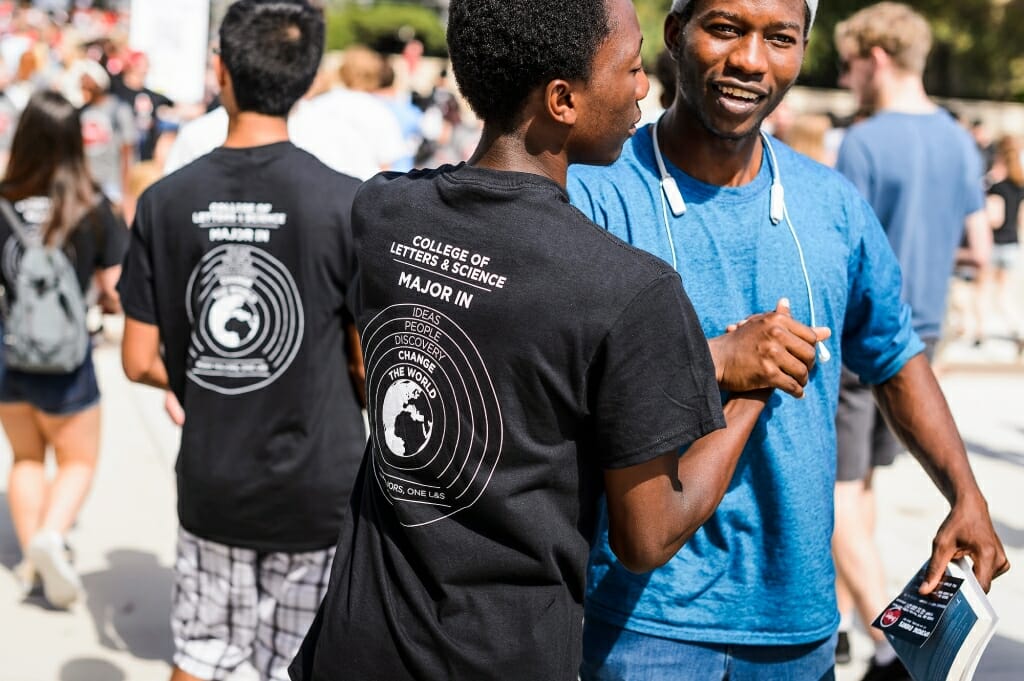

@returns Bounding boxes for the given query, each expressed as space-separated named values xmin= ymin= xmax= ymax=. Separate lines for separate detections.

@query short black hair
xmin=219 ymin=0 xmax=324 ymax=116
xmin=447 ymin=0 xmax=612 ymax=132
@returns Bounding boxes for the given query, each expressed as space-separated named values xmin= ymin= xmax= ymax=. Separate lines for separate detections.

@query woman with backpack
xmin=0 ymin=90 xmax=128 ymax=608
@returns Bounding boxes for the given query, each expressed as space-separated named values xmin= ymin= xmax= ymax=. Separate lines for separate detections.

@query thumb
xmin=775 ymin=297 xmax=791 ymax=316
xmin=918 ymin=552 xmax=950 ymax=595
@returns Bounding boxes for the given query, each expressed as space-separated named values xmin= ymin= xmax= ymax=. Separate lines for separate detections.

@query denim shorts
xmin=0 ymin=351 xmax=100 ymax=415
xmin=580 ymin=617 xmax=836 ymax=681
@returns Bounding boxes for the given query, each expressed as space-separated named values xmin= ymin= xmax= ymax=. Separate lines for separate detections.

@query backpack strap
xmin=0 ymin=196 xmax=36 ymax=248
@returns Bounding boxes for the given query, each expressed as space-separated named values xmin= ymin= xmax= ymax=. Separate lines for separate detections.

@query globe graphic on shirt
xmin=208 ymin=292 xmax=260 ymax=350
xmin=382 ymin=379 xmax=433 ymax=457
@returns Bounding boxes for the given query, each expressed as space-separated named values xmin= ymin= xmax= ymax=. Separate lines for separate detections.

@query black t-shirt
xmin=291 ymin=164 xmax=724 ymax=681
xmin=118 ymin=142 xmax=366 ymax=552
xmin=112 ymin=79 xmax=174 ymax=161
xmin=989 ymin=179 xmax=1024 ymax=245
xmin=0 ymin=194 xmax=127 ymax=295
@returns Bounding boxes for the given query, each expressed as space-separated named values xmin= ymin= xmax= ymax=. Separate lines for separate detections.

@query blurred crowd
xmin=763 ymin=101 xmax=1024 ymax=359
xmin=0 ymin=3 xmax=483 ymax=225
xmin=3 ymin=1 xmax=1020 ymax=359
xmin=0 ymin=2 xmax=1019 ymax=680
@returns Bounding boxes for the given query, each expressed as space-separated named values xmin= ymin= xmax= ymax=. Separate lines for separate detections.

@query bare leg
xmin=170 ymin=666 xmax=207 ymax=681
xmin=35 ymin=405 xmax=101 ymax=535
xmin=0 ymin=403 xmax=49 ymax=553
xmin=832 ymin=473 xmax=887 ymax=646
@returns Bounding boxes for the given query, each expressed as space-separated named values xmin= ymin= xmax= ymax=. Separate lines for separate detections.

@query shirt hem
xmin=584 ymin=602 xmax=839 ymax=647
xmin=121 ymin=304 xmax=158 ymax=327
xmin=177 ymin=518 xmax=340 ymax=554
xmin=604 ymin=413 xmax=727 ymax=470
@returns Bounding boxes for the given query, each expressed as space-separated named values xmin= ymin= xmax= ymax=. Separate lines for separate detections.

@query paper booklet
xmin=872 ymin=557 xmax=998 ymax=681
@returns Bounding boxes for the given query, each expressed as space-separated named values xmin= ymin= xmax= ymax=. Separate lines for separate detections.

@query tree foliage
xmin=326 ymin=3 xmax=447 ymax=56
xmin=632 ymin=0 xmax=1024 ymax=102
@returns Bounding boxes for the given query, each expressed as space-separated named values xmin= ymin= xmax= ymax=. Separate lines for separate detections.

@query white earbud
xmin=663 ymin=176 xmax=687 ymax=217
xmin=769 ymin=180 xmax=785 ymax=225
xmin=653 ymin=117 xmax=832 ymax=366
xmin=653 ymin=122 xmax=686 ymax=217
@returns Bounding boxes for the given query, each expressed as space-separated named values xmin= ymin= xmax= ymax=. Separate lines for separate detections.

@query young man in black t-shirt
xmin=290 ymin=1 xmax=773 ymax=679
xmin=112 ymin=51 xmax=174 ymax=162
xmin=118 ymin=3 xmax=365 ymax=680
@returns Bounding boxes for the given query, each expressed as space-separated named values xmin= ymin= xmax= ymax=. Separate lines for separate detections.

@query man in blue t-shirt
xmin=567 ymin=0 xmax=1009 ymax=679
xmin=831 ymin=5 xmax=990 ymax=679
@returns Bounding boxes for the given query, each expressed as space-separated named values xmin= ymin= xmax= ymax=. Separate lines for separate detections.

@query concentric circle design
xmin=363 ymin=303 xmax=503 ymax=527
xmin=185 ymin=244 xmax=304 ymax=395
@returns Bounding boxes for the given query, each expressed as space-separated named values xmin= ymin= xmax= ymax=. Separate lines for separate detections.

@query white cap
xmin=78 ymin=58 xmax=110 ymax=92
xmin=670 ymin=0 xmax=818 ymax=30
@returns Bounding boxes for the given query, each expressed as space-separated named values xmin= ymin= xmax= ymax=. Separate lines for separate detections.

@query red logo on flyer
xmin=880 ymin=607 xmax=902 ymax=628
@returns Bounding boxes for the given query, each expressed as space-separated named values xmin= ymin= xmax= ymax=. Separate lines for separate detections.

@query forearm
xmin=122 ymin=317 xmax=170 ymax=390
xmin=666 ymin=391 xmax=769 ymax=547
xmin=965 ymin=210 xmax=992 ymax=269
xmin=611 ymin=391 xmax=768 ymax=572
xmin=129 ymin=357 xmax=171 ymax=391
xmin=121 ymin=343 xmax=171 ymax=391
xmin=707 ymin=335 xmax=728 ymax=386
xmin=873 ymin=353 xmax=1009 ymax=592
xmin=873 ymin=353 xmax=981 ymax=505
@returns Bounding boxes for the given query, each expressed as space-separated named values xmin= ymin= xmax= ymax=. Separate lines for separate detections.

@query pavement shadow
xmin=963 ymin=439 xmax=1024 ymax=467
xmin=993 ymin=519 xmax=1024 ymax=551
xmin=978 ymin=633 xmax=1024 ymax=675
xmin=80 ymin=549 xmax=175 ymax=663
xmin=0 ymin=491 xmax=24 ymax=571
xmin=60 ymin=657 xmax=126 ymax=681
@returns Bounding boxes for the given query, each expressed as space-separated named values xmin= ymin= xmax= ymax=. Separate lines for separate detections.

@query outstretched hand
xmin=710 ymin=298 xmax=831 ymax=398
xmin=920 ymin=495 xmax=1010 ymax=595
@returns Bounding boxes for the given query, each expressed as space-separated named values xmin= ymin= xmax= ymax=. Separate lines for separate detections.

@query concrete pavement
xmin=1 ymin=330 xmax=1023 ymax=680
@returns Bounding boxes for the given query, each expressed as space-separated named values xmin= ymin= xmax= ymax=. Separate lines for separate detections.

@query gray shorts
xmin=991 ymin=243 xmax=1019 ymax=270
xmin=171 ymin=527 xmax=335 ymax=681
xmin=835 ymin=341 xmax=935 ymax=483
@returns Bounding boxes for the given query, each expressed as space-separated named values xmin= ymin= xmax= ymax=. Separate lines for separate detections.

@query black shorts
xmin=835 ymin=367 xmax=902 ymax=482
xmin=835 ymin=340 xmax=936 ymax=482
xmin=0 ymin=351 xmax=100 ymax=415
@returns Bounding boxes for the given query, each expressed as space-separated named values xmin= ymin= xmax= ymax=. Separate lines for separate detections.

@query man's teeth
xmin=718 ymin=86 xmax=758 ymax=100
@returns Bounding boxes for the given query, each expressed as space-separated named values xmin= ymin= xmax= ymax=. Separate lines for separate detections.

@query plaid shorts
xmin=171 ymin=527 xmax=335 ymax=681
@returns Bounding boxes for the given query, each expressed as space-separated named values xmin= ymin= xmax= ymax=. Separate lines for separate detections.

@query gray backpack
xmin=0 ymin=198 xmax=89 ymax=374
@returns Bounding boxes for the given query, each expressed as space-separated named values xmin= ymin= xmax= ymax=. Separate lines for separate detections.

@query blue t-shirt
xmin=568 ymin=125 xmax=924 ymax=646
xmin=836 ymin=110 xmax=985 ymax=340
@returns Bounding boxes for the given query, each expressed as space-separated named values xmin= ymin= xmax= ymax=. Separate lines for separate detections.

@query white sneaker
xmin=27 ymin=531 xmax=81 ymax=608
xmin=12 ymin=559 xmax=41 ymax=598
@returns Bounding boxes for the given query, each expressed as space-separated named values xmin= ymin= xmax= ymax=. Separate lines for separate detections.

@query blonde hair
xmin=996 ymin=136 xmax=1024 ymax=188
xmin=834 ymin=2 xmax=932 ymax=76
xmin=785 ymin=114 xmax=832 ymax=165
xmin=338 ymin=45 xmax=384 ymax=93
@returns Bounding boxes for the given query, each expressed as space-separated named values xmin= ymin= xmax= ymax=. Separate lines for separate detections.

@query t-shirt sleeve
xmin=589 ymin=272 xmax=725 ymax=470
xmin=96 ymin=200 xmax=129 ymax=268
xmin=841 ymin=195 xmax=925 ymax=384
xmin=117 ymin=192 xmax=158 ymax=325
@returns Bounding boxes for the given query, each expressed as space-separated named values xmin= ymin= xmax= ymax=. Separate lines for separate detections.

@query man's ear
xmin=868 ymin=45 xmax=890 ymax=71
xmin=664 ymin=13 xmax=683 ymax=59
xmin=546 ymin=79 xmax=578 ymax=126
xmin=213 ymin=53 xmax=228 ymax=91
